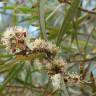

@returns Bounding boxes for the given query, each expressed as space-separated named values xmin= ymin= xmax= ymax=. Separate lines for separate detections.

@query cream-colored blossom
xmin=2 ymin=27 xmax=59 ymax=57
xmin=53 ymin=58 xmax=66 ymax=67
xmin=28 ymin=38 xmax=59 ymax=56
xmin=32 ymin=38 xmax=47 ymax=49
xmin=47 ymin=42 xmax=59 ymax=54
xmin=1 ymin=26 xmax=27 ymax=53
xmin=51 ymin=73 xmax=61 ymax=90
xmin=64 ymin=72 xmax=80 ymax=84
xmin=47 ymin=57 xmax=66 ymax=76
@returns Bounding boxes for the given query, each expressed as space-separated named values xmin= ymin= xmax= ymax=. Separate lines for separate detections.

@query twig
xmin=69 ymin=55 xmax=96 ymax=63
xmin=82 ymin=62 xmax=91 ymax=80
xmin=63 ymin=0 xmax=96 ymax=15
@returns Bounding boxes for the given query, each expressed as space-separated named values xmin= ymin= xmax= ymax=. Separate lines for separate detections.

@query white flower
xmin=32 ymin=38 xmax=47 ymax=49
xmin=65 ymin=72 xmax=80 ymax=84
xmin=2 ymin=28 xmax=59 ymax=57
xmin=51 ymin=74 xmax=61 ymax=90
xmin=53 ymin=58 xmax=66 ymax=67
xmin=27 ymin=38 xmax=59 ymax=56
xmin=47 ymin=42 xmax=59 ymax=54
xmin=1 ymin=26 xmax=27 ymax=53
xmin=48 ymin=58 xmax=66 ymax=74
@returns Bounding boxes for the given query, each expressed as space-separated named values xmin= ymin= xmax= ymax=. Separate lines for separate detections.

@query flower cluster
xmin=2 ymin=26 xmax=81 ymax=91
xmin=46 ymin=58 xmax=67 ymax=90
xmin=2 ymin=26 xmax=59 ymax=58
xmin=29 ymin=38 xmax=59 ymax=58
xmin=47 ymin=58 xmax=66 ymax=75
xmin=1 ymin=26 xmax=27 ymax=53
xmin=50 ymin=72 xmax=80 ymax=90
xmin=64 ymin=72 xmax=80 ymax=85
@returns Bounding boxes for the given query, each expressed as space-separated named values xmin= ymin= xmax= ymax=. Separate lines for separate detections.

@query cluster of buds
xmin=47 ymin=58 xmax=66 ymax=90
xmin=50 ymin=72 xmax=80 ymax=90
xmin=1 ymin=26 xmax=27 ymax=54
xmin=1 ymin=26 xmax=59 ymax=59
xmin=64 ymin=72 xmax=80 ymax=85
xmin=47 ymin=58 xmax=66 ymax=75
xmin=29 ymin=39 xmax=59 ymax=58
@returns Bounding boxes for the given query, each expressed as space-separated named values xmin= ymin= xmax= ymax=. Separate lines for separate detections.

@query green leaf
xmin=0 ymin=62 xmax=24 ymax=92
xmin=56 ymin=0 xmax=81 ymax=46
xmin=3 ymin=6 xmax=14 ymax=10
xmin=0 ymin=45 xmax=6 ymax=48
xmin=23 ymin=67 xmax=32 ymax=88
xmin=0 ymin=60 xmax=17 ymax=73
xmin=0 ymin=54 xmax=13 ymax=58
xmin=39 ymin=0 xmax=47 ymax=40
xmin=84 ymin=26 xmax=95 ymax=51
xmin=18 ymin=6 xmax=35 ymax=13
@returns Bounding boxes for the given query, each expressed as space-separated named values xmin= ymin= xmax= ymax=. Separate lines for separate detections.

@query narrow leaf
xmin=0 ymin=62 xmax=24 ymax=92
xmin=56 ymin=0 xmax=80 ymax=46
xmin=39 ymin=0 xmax=47 ymax=40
